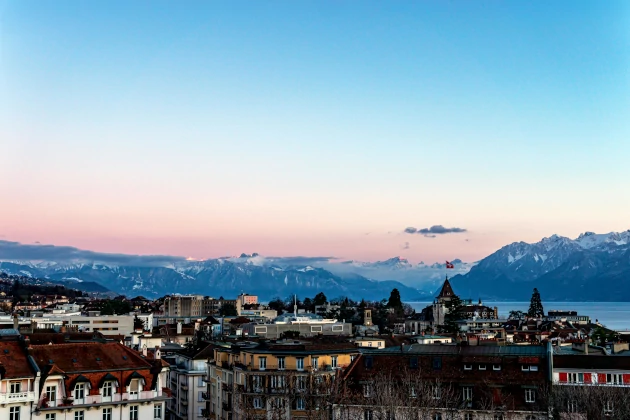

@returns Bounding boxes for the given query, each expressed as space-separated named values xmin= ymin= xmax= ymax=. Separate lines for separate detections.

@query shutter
xmin=130 ymin=379 xmax=139 ymax=392
xmin=583 ymin=373 xmax=592 ymax=383
xmin=558 ymin=372 xmax=567 ymax=382
xmin=623 ymin=374 xmax=630 ymax=384
xmin=598 ymin=373 xmax=606 ymax=384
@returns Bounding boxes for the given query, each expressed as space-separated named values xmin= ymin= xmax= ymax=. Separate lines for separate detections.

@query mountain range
xmin=1 ymin=229 xmax=629 ymax=301
xmin=451 ymin=230 xmax=630 ymax=301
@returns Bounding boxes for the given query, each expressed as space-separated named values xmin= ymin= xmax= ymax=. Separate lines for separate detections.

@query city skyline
xmin=2 ymin=1 xmax=629 ymax=263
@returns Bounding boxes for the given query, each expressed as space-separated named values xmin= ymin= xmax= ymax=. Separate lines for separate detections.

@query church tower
xmin=363 ymin=309 xmax=373 ymax=327
xmin=433 ymin=276 xmax=456 ymax=328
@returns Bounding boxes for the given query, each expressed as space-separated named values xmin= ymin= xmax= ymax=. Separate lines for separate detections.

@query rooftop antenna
xmin=294 ymin=294 xmax=298 ymax=319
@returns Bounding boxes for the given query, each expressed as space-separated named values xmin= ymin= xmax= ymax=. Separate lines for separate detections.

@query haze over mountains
xmin=0 ymin=229 xmax=629 ymax=301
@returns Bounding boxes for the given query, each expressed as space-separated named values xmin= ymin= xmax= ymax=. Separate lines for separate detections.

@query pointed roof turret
xmin=437 ymin=276 xmax=455 ymax=300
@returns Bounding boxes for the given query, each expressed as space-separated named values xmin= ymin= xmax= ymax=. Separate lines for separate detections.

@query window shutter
xmin=558 ymin=372 xmax=567 ymax=382
xmin=623 ymin=374 xmax=630 ymax=384
xmin=598 ymin=373 xmax=606 ymax=383
xmin=583 ymin=373 xmax=592 ymax=383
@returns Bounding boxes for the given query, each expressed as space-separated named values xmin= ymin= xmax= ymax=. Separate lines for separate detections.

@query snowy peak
xmin=574 ymin=230 xmax=630 ymax=249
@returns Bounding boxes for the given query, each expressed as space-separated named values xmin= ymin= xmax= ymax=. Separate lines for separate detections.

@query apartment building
xmin=335 ymin=343 xmax=552 ymax=420
xmin=164 ymin=296 xmax=238 ymax=318
xmin=0 ymin=332 xmax=40 ymax=420
xmin=165 ymin=344 xmax=213 ymax=420
xmin=30 ymin=341 xmax=170 ymax=420
xmin=552 ymin=343 xmax=630 ymax=418
xmin=206 ymin=340 xmax=359 ymax=420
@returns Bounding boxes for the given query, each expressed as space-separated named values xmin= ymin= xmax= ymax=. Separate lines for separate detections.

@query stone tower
xmin=364 ymin=309 xmax=373 ymax=327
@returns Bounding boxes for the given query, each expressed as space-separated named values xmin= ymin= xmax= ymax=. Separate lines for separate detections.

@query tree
xmin=268 ymin=297 xmax=285 ymax=315
xmin=509 ymin=310 xmax=525 ymax=320
xmin=387 ymin=288 xmax=404 ymax=317
xmin=313 ymin=292 xmax=327 ymax=306
xmin=133 ymin=314 xmax=144 ymax=330
xmin=442 ymin=295 xmax=465 ymax=333
xmin=527 ymin=288 xmax=544 ymax=318
xmin=219 ymin=303 xmax=238 ymax=316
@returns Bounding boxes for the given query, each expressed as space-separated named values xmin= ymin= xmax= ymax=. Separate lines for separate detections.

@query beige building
xmin=206 ymin=340 xmax=359 ymax=419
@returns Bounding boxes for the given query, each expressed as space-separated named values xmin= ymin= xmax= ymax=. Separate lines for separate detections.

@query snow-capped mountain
xmin=451 ymin=230 xmax=630 ymax=301
xmin=321 ymin=257 xmax=475 ymax=290
xmin=0 ymin=243 xmax=424 ymax=300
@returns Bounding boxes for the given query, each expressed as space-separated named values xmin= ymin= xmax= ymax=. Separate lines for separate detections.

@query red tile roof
xmin=29 ymin=342 xmax=152 ymax=373
xmin=0 ymin=341 xmax=37 ymax=379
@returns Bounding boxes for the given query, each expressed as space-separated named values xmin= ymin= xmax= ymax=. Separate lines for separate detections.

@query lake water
xmin=407 ymin=301 xmax=630 ymax=331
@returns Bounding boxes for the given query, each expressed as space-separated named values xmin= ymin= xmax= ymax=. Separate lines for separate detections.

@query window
xmin=130 ymin=405 xmax=139 ymax=420
xmin=464 ymin=364 xmax=472 ymax=371
xmin=154 ymin=404 xmax=162 ymax=419
xmin=493 ymin=364 xmax=501 ymax=371
xmin=464 ymin=414 xmax=474 ymax=420
xmin=296 ymin=357 xmax=304 ymax=371
xmin=296 ymin=376 xmax=306 ymax=390
xmin=479 ymin=364 xmax=486 ymax=371
xmin=10 ymin=407 xmax=20 ymax=420
xmin=253 ymin=397 xmax=263 ymax=409
xmin=462 ymin=386 xmax=473 ymax=402
xmin=312 ymin=357 xmax=319 ymax=370
xmin=493 ymin=415 xmax=504 ymax=420
xmin=10 ymin=382 xmax=21 ymax=393
xmin=521 ymin=365 xmax=530 ymax=371
xmin=270 ymin=375 xmax=286 ymax=389
xmin=74 ymin=383 xmax=85 ymax=401
xmin=433 ymin=414 xmax=442 ymax=420
xmin=296 ymin=397 xmax=305 ymax=410
xmin=525 ymin=389 xmax=535 ymax=403
xmin=433 ymin=357 xmax=442 ymax=370
xmin=568 ymin=372 xmax=583 ymax=383
xmin=252 ymin=375 xmax=262 ymax=391
xmin=432 ymin=386 xmax=441 ymax=400
xmin=102 ymin=381 xmax=113 ymax=398
xmin=278 ymin=357 xmax=285 ymax=370
xmin=259 ymin=357 xmax=267 ymax=370
xmin=525 ymin=416 xmax=537 ymax=420
xmin=102 ymin=408 xmax=112 ymax=420
xmin=129 ymin=379 xmax=139 ymax=398
xmin=363 ymin=383 xmax=373 ymax=397
xmin=607 ymin=373 xmax=622 ymax=384
xmin=364 ymin=410 xmax=373 ymax=420
xmin=46 ymin=386 xmax=57 ymax=407
xmin=364 ymin=356 xmax=373 ymax=369
xmin=410 ymin=357 xmax=418 ymax=369
xmin=604 ymin=401 xmax=614 ymax=416
xmin=331 ymin=356 xmax=338 ymax=368
xmin=530 ymin=365 xmax=538 ymax=372
xmin=46 ymin=415 xmax=56 ymax=420
xmin=567 ymin=400 xmax=578 ymax=413
xmin=74 ymin=412 xmax=84 ymax=420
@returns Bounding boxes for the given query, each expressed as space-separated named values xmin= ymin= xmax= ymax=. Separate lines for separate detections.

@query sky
xmin=1 ymin=1 xmax=629 ymax=263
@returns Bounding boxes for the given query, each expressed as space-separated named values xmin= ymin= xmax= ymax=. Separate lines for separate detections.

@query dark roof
xmin=0 ymin=341 xmax=37 ymax=379
xmin=30 ymin=342 xmax=153 ymax=373
xmin=437 ymin=277 xmax=455 ymax=299
xmin=554 ymin=355 xmax=630 ymax=369
xmin=363 ymin=343 xmax=548 ymax=357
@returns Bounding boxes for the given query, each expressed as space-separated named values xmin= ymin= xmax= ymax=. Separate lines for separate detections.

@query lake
xmin=407 ymin=301 xmax=630 ymax=331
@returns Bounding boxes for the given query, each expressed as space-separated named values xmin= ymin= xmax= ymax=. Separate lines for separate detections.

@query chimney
xmin=142 ymin=345 xmax=148 ymax=357
xmin=176 ymin=322 xmax=182 ymax=335
xmin=155 ymin=347 xmax=161 ymax=360
xmin=13 ymin=314 xmax=19 ymax=331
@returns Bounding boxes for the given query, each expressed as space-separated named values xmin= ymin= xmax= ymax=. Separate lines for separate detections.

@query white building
xmin=166 ymin=344 xmax=213 ymax=420
xmin=0 ymin=331 xmax=40 ymax=420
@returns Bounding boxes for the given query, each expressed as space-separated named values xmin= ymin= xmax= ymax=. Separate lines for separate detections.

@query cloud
xmin=0 ymin=240 xmax=187 ymax=267
xmin=401 ymin=242 xmax=410 ymax=250
xmin=424 ymin=234 xmax=437 ymax=238
xmin=404 ymin=225 xmax=467 ymax=236
xmin=267 ymin=256 xmax=335 ymax=266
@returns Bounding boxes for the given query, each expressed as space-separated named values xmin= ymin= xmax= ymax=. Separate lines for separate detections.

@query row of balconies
xmin=40 ymin=390 xmax=163 ymax=408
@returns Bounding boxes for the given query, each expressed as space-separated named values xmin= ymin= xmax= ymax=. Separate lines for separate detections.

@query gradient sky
xmin=1 ymin=1 xmax=629 ymax=263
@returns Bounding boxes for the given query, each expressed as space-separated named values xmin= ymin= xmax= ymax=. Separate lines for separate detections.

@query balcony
xmin=41 ymin=390 xmax=167 ymax=409
xmin=222 ymin=401 xmax=232 ymax=411
xmin=181 ymin=385 xmax=189 ymax=391
xmin=0 ymin=391 xmax=35 ymax=404
xmin=202 ymin=392 xmax=210 ymax=400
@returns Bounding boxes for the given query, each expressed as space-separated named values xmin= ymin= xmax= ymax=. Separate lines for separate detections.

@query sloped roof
xmin=437 ymin=277 xmax=455 ymax=299
xmin=0 ymin=341 xmax=37 ymax=379
xmin=29 ymin=342 xmax=152 ymax=373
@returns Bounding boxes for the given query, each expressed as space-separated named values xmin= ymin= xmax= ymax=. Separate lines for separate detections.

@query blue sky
xmin=1 ymin=1 xmax=629 ymax=262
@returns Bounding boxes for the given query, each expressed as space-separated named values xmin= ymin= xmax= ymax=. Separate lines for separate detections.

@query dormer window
xmin=479 ymin=364 xmax=486 ymax=371
xmin=74 ymin=383 xmax=85 ymax=401
xmin=464 ymin=364 xmax=473 ymax=371
xmin=102 ymin=381 xmax=113 ymax=398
